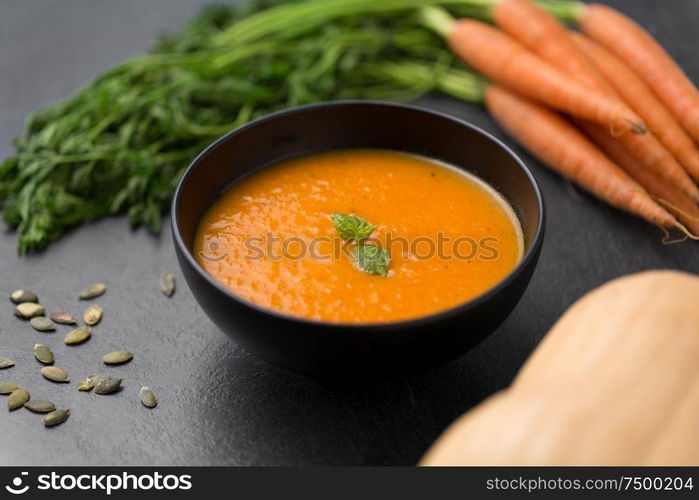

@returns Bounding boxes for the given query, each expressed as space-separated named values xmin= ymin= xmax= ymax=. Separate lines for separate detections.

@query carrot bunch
xmin=421 ymin=1 xmax=699 ymax=240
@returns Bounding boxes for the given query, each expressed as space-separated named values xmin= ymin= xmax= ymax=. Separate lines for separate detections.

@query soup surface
xmin=195 ymin=150 xmax=523 ymax=323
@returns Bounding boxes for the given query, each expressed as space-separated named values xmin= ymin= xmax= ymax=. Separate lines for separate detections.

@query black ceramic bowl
xmin=172 ymin=101 xmax=544 ymax=377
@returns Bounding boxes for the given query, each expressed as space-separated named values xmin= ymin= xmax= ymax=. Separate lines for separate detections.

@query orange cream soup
xmin=195 ymin=150 xmax=523 ymax=323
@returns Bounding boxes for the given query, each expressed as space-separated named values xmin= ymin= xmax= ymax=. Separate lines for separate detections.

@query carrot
xmin=485 ymin=85 xmax=681 ymax=232
xmin=580 ymin=121 xmax=699 ymax=236
xmin=419 ymin=8 xmax=646 ymax=135
xmin=492 ymin=0 xmax=606 ymax=91
xmin=578 ymin=4 xmax=699 ymax=143
xmin=573 ymin=34 xmax=699 ymax=186
xmin=610 ymin=128 xmax=699 ymax=204
xmin=486 ymin=0 xmax=699 ymax=204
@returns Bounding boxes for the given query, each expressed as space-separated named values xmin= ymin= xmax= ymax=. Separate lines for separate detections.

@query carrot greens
xmin=0 ymin=0 xmax=581 ymax=253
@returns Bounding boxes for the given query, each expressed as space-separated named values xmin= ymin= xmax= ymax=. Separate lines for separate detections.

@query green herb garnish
xmin=331 ymin=212 xmax=390 ymax=277
xmin=330 ymin=213 xmax=377 ymax=242
xmin=354 ymin=243 xmax=391 ymax=277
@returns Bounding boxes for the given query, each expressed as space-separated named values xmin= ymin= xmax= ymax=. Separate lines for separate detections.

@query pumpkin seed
xmin=0 ymin=382 xmax=19 ymax=394
xmin=50 ymin=311 xmax=77 ymax=325
xmin=44 ymin=409 xmax=70 ymax=427
xmin=102 ymin=351 xmax=133 ymax=365
xmin=140 ymin=386 xmax=158 ymax=408
xmin=83 ymin=305 xmax=103 ymax=326
xmin=25 ymin=399 xmax=56 ymax=413
xmin=15 ymin=302 xmax=45 ymax=319
xmin=0 ymin=358 xmax=14 ymax=369
xmin=34 ymin=344 xmax=54 ymax=365
xmin=30 ymin=316 xmax=56 ymax=332
xmin=88 ymin=374 xmax=110 ymax=386
xmin=10 ymin=290 xmax=38 ymax=304
xmin=77 ymin=379 xmax=94 ymax=391
xmin=79 ymin=283 xmax=106 ymax=300
xmin=8 ymin=388 xmax=30 ymax=410
xmin=94 ymin=376 xmax=122 ymax=395
xmin=160 ymin=272 xmax=176 ymax=297
xmin=65 ymin=326 xmax=91 ymax=345
xmin=41 ymin=366 xmax=70 ymax=383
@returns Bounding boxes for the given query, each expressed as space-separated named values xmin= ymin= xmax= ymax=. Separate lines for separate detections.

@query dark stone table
xmin=0 ymin=0 xmax=696 ymax=465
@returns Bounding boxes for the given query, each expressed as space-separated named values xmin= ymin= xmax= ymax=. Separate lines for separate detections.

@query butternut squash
xmin=421 ymin=270 xmax=699 ymax=465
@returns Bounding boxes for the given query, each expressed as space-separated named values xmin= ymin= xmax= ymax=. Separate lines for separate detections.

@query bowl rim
xmin=172 ymin=100 xmax=545 ymax=331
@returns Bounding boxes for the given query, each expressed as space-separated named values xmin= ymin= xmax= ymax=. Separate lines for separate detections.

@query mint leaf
xmin=330 ymin=212 xmax=376 ymax=242
xmin=354 ymin=244 xmax=390 ymax=277
xmin=331 ymin=212 xmax=390 ymax=277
